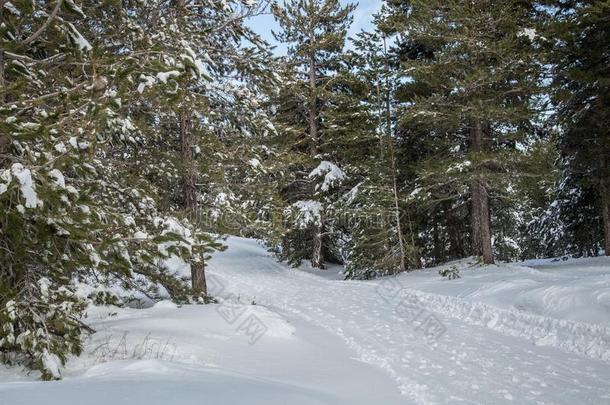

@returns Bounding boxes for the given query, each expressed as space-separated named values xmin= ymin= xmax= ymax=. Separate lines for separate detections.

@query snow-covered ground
xmin=400 ymin=255 xmax=610 ymax=326
xmin=1 ymin=237 xmax=610 ymax=404
xmin=0 ymin=301 xmax=401 ymax=404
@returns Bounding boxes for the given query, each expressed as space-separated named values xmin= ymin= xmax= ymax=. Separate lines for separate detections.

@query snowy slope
xmin=0 ymin=301 xmax=404 ymax=404
xmin=1 ymin=237 xmax=610 ymax=405
xmin=394 ymin=255 xmax=610 ymax=326
xmin=204 ymin=237 xmax=610 ymax=404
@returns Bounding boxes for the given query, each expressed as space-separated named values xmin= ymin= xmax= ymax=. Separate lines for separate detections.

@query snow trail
xmin=208 ymin=237 xmax=610 ymax=405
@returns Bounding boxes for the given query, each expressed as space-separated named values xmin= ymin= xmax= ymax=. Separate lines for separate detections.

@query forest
xmin=0 ymin=0 xmax=609 ymax=392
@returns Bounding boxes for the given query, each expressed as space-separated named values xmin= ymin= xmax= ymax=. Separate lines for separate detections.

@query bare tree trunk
xmin=390 ymin=154 xmax=407 ymax=273
xmin=0 ymin=47 xmax=11 ymax=167
xmin=383 ymin=37 xmax=407 ymax=273
xmin=601 ymin=157 xmax=610 ymax=256
xmin=0 ymin=49 xmax=6 ymax=152
xmin=191 ymin=261 xmax=207 ymax=295
xmin=310 ymin=193 xmax=324 ymax=268
xmin=470 ymin=121 xmax=494 ymax=264
xmin=602 ymin=186 xmax=610 ymax=257
xmin=0 ymin=49 xmax=5 ymax=104
xmin=311 ymin=221 xmax=324 ymax=269
xmin=308 ymin=51 xmax=318 ymax=156
xmin=180 ymin=113 xmax=207 ymax=294
xmin=375 ymin=79 xmax=392 ymax=258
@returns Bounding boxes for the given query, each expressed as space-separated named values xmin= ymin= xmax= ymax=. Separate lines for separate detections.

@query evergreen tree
xmin=269 ymin=0 xmax=355 ymax=268
xmin=0 ymin=0 xmax=272 ymax=379
xmin=340 ymin=26 xmax=420 ymax=278
xmin=545 ymin=0 xmax=610 ymax=256
xmin=384 ymin=0 xmax=543 ymax=264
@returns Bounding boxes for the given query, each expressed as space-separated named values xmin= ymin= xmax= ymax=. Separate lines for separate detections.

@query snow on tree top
xmin=10 ymin=163 xmax=41 ymax=209
xmin=292 ymin=200 xmax=322 ymax=228
xmin=309 ymin=161 xmax=346 ymax=192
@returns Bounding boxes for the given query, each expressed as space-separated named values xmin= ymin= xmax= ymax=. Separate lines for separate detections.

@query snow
xmin=54 ymin=142 xmax=67 ymax=153
xmin=446 ymin=160 xmax=471 ymax=173
xmin=41 ymin=350 xmax=62 ymax=380
xmin=48 ymin=169 xmax=66 ymax=188
xmin=0 ymin=292 xmax=402 ymax=405
xmin=309 ymin=161 xmax=346 ymax=192
xmin=180 ymin=42 xmax=208 ymax=78
xmin=161 ymin=254 xmax=189 ymax=275
xmin=3 ymin=2 xmax=20 ymax=16
xmin=519 ymin=28 xmax=537 ymax=41
xmin=248 ymin=158 xmax=262 ymax=168
xmin=65 ymin=0 xmax=86 ymax=18
xmin=38 ymin=277 xmax=51 ymax=298
xmin=1 ymin=238 xmax=610 ymax=404
xmin=400 ymin=256 xmax=610 ymax=328
xmin=66 ymin=23 xmax=92 ymax=52
xmin=155 ymin=217 xmax=195 ymax=256
xmin=137 ymin=75 xmax=156 ymax=94
xmin=156 ymin=71 xmax=181 ymax=84
xmin=0 ymin=168 xmax=10 ymax=195
xmin=292 ymin=200 xmax=322 ymax=228
xmin=200 ymin=238 xmax=610 ymax=404
xmin=10 ymin=163 xmax=41 ymax=208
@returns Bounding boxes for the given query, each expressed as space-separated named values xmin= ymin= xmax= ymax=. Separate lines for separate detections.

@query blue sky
xmin=246 ymin=1 xmax=382 ymax=55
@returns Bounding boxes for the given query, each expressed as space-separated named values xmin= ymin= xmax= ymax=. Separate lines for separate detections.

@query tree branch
xmin=20 ymin=0 xmax=65 ymax=46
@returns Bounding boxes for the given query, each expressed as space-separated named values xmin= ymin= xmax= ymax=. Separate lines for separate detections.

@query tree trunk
xmin=391 ymin=157 xmax=407 ymax=273
xmin=0 ymin=49 xmax=6 ymax=146
xmin=308 ymin=59 xmax=318 ymax=155
xmin=179 ymin=113 xmax=207 ymax=294
xmin=0 ymin=48 xmax=10 ymax=165
xmin=383 ymin=36 xmax=407 ymax=273
xmin=191 ymin=260 xmax=207 ymax=295
xmin=470 ymin=121 xmax=494 ymax=264
xmin=307 ymin=21 xmax=318 ymax=156
xmin=375 ymin=75 xmax=392 ymax=259
xmin=311 ymin=222 xmax=325 ymax=269
xmin=602 ymin=189 xmax=610 ymax=257
xmin=180 ymin=114 xmax=197 ymax=212
xmin=601 ymin=161 xmax=610 ymax=256
xmin=0 ymin=49 xmax=5 ymax=104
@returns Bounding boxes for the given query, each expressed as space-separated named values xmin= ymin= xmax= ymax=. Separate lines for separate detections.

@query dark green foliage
xmin=0 ymin=0 xmax=272 ymax=378
xmin=538 ymin=0 xmax=610 ymax=256
xmin=382 ymin=0 xmax=545 ymax=264
xmin=266 ymin=0 xmax=356 ymax=269
xmin=439 ymin=265 xmax=460 ymax=280
xmin=0 ymin=281 xmax=87 ymax=380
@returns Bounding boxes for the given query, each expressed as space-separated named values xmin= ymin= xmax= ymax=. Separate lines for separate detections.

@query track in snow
xmin=208 ymin=237 xmax=610 ymax=405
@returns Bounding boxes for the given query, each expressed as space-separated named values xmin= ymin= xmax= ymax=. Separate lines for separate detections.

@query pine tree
xmin=340 ymin=26 xmax=420 ymax=278
xmin=385 ymin=0 xmax=543 ymax=264
xmin=0 ymin=0 xmax=138 ymax=379
xmin=269 ymin=0 xmax=355 ymax=268
xmin=0 ymin=0 xmax=272 ymax=378
xmin=545 ymin=0 xmax=610 ymax=256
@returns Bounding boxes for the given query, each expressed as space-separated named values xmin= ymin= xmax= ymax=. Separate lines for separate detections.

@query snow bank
xmin=396 ymin=286 xmax=610 ymax=360
xmin=0 ymin=295 xmax=402 ymax=404
xmin=203 ymin=237 xmax=610 ymax=404
xmin=2 ymin=237 xmax=609 ymax=405
xmin=394 ymin=257 xmax=610 ymax=326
